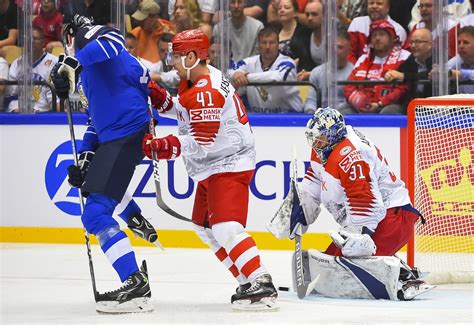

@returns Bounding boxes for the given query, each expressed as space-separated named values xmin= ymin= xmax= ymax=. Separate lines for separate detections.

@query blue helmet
xmin=305 ymin=107 xmax=347 ymax=162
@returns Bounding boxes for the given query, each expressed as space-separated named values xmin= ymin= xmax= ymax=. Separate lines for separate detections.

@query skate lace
xmin=103 ymin=277 xmax=135 ymax=295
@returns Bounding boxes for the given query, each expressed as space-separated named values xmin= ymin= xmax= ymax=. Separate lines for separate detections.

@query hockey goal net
xmin=407 ymin=95 xmax=474 ymax=284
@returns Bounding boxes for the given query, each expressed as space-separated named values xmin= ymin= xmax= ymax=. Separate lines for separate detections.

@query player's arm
xmin=246 ymin=60 xmax=297 ymax=82
xmin=142 ymin=88 xmax=225 ymax=161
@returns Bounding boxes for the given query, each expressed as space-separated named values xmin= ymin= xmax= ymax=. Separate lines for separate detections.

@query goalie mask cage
xmin=407 ymin=96 xmax=474 ymax=284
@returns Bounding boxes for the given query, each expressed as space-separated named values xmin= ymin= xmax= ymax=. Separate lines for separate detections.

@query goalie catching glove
xmin=329 ymin=228 xmax=376 ymax=258
xmin=51 ymin=54 xmax=82 ymax=100
xmin=142 ymin=133 xmax=181 ymax=160
xmin=148 ymin=80 xmax=173 ymax=113
xmin=68 ymin=151 xmax=94 ymax=188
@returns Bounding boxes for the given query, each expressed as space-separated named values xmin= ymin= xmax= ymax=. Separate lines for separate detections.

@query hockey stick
xmin=61 ymin=28 xmax=99 ymax=301
xmin=289 ymin=149 xmax=309 ymax=299
xmin=147 ymin=106 xmax=193 ymax=223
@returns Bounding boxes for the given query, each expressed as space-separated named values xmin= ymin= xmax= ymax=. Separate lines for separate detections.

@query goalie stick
xmin=289 ymin=152 xmax=308 ymax=299
xmin=61 ymin=25 xmax=99 ymax=302
xmin=147 ymin=107 xmax=193 ymax=223
xmin=290 ymin=152 xmax=320 ymax=299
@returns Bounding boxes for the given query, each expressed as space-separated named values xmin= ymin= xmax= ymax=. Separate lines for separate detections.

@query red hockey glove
xmin=148 ymin=80 xmax=173 ymax=113
xmin=348 ymin=90 xmax=371 ymax=112
xmin=142 ymin=133 xmax=181 ymax=160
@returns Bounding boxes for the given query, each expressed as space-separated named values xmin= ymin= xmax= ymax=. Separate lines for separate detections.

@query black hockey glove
xmin=51 ymin=63 xmax=70 ymax=100
xmin=68 ymin=151 xmax=94 ymax=188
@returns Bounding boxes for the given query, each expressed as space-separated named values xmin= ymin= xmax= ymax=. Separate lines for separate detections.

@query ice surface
xmin=1 ymin=243 xmax=472 ymax=324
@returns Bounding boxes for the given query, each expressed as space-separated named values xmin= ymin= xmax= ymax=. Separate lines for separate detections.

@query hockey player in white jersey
xmin=230 ymin=26 xmax=303 ymax=113
xmin=269 ymin=107 xmax=434 ymax=301
xmin=142 ymin=29 xmax=278 ymax=310
xmin=6 ymin=26 xmax=58 ymax=113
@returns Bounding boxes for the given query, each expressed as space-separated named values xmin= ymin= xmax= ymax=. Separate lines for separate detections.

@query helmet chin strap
xmin=181 ymin=56 xmax=201 ymax=80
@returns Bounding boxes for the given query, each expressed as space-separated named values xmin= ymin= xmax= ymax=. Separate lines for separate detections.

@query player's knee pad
xmin=211 ymin=221 xmax=246 ymax=251
xmin=304 ymin=250 xmax=401 ymax=300
xmin=82 ymin=193 xmax=119 ymax=235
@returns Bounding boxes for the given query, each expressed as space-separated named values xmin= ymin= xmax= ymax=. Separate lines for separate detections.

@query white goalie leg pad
xmin=306 ymin=250 xmax=401 ymax=300
xmin=96 ymin=297 xmax=153 ymax=314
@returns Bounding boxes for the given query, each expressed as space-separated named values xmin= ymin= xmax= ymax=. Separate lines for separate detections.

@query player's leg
xmin=116 ymin=193 xmax=158 ymax=244
xmin=192 ymin=179 xmax=248 ymax=285
xmin=207 ymin=171 xmax=278 ymax=309
xmin=81 ymin=127 xmax=153 ymax=312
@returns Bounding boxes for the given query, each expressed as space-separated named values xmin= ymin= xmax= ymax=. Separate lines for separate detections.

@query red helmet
xmin=369 ymin=20 xmax=398 ymax=42
xmin=172 ymin=29 xmax=210 ymax=60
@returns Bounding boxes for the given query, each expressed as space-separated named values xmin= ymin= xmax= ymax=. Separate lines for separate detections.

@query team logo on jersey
xmin=190 ymin=108 xmax=221 ymax=121
xmin=45 ymin=140 xmax=83 ymax=216
xmin=340 ymin=146 xmax=352 ymax=156
xmin=196 ymin=79 xmax=208 ymax=88
xmin=339 ymin=150 xmax=362 ymax=173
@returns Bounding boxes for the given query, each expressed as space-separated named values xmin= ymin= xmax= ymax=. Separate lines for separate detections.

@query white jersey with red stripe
xmin=301 ymin=126 xmax=411 ymax=232
xmin=163 ymin=65 xmax=255 ymax=181
xmin=348 ymin=16 xmax=407 ymax=63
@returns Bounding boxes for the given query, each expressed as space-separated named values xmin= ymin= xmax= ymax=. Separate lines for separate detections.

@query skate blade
xmin=232 ymin=297 xmax=279 ymax=311
xmin=404 ymin=284 xmax=436 ymax=300
xmin=154 ymin=239 xmax=165 ymax=251
xmin=96 ymin=297 xmax=154 ymax=314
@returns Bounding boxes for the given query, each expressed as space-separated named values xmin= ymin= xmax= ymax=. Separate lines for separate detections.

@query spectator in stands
xmin=408 ymin=0 xmax=472 ymax=30
xmin=385 ymin=28 xmax=433 ymax=99
xmin=169 ymin=0 xmax=215 ymax=24
xmin=230 ymin=26 xmax=303 ymax=113
xmin=0 ymin=0 xmax=18 ymax=49
xmin=267 ymin=0 xmax=308 ymax=25
xmin=131 ymin=0 xmax=174 ymax=63
xmin=404 ymin=0 xmax=457 ymax=58
xmin=63 ymin=0 xmax=111 ymax=26
xmin=125 ymin=32 xmax=154 ymax=69
xmin=213 ymin=0 xmax=263 ymax=62
xmin=32 ymin=0 xmax=63 ymax=53
xmin=347 ymin=0 xmax=407 ymax=64
xmin=0 ymin=54 xmax=8 ymax=111
xmin=6 ymin=26 xmax=58 ymax=113
xmin=148 ymin=33 xmax=179 ymax=93
xmin=173 ymin=0 xmax=212 ymax=39
xmin=277 ymin=0 xmax=312 ymax=72
xmin=304 ymin=29 xmax=354 ymax=114
xmin=342 ymin=20 xmax=411 ymax=114
xmin=447 ymin=26 xmax=474 ymax=94
xmin=296 ymin=1 xmax=324 ymax=80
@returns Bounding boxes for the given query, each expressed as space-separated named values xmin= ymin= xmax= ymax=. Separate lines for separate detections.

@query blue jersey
xmin=74 ymin=25 xmax=150 ymax=143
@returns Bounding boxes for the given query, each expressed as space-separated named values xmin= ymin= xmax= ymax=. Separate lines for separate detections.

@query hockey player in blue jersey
xmin=51 ymin=15 xmax=172 ymax=313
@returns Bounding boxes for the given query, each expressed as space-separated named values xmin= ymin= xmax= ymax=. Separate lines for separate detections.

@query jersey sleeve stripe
xmin=95 ymin=39 xmax=110 ymax=59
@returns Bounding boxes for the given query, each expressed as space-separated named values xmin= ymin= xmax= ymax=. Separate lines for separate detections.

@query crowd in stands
xmin=0 ymin=0 xmax=473 ymax=114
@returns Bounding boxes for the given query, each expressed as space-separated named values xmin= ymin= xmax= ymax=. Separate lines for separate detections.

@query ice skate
xmin=397 ymin=279 xmax=435 ymax=301
xmin=127 ymin=213 xmax=162 ymax=248
xmin=96 ymin=261 xmax=153 ymax=314
xmin=231 ymin=274 xmax=279 ymax=311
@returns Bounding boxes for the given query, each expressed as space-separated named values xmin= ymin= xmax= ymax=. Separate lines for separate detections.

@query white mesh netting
xmin=412 ymin=97 xmax=474 ymax=284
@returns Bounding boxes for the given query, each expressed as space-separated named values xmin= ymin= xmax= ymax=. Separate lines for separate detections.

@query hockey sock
xmin=100 ymin=230 xmax=139 ymax=282
xmin=117 ymin=198 xmax=141 ymax=224
xmin=212 ymin=222 xmax=267 ymax=284
xmin=213 ymin=246 xmax=247 ymax=284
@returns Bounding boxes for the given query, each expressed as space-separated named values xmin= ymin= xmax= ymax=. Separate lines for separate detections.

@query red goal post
xmin=407 ymin=96 xmax=474 ymax=284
